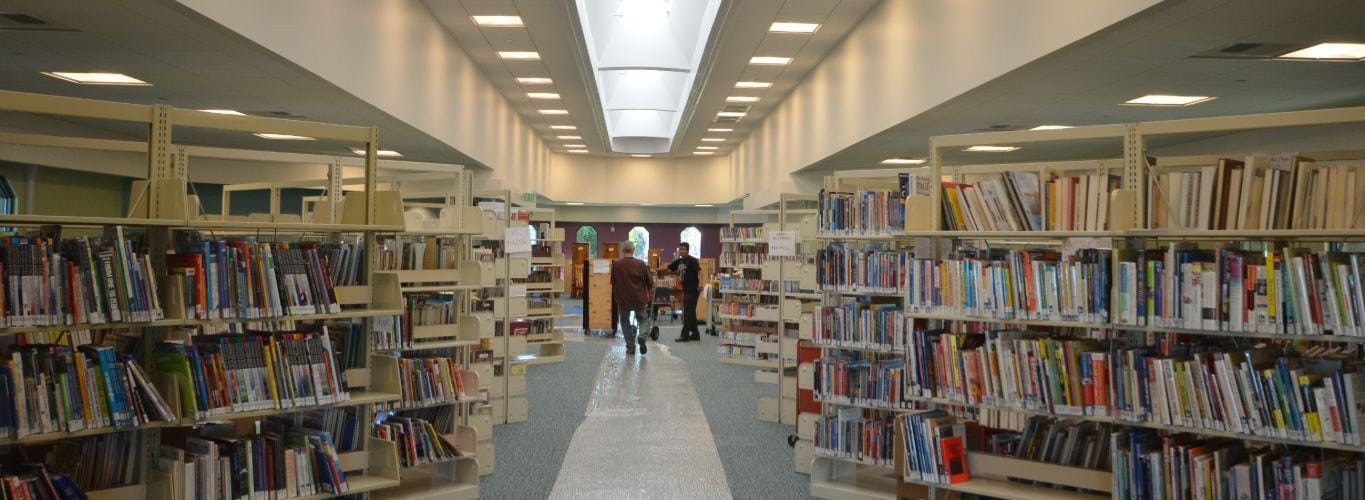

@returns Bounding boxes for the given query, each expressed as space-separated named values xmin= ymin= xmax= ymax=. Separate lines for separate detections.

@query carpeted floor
xmin=481 ymin=320 xmax=811 ymax=499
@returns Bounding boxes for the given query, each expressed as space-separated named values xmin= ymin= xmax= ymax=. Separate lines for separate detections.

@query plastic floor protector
xmin=548 ymin=341 xmax=733 ymax=499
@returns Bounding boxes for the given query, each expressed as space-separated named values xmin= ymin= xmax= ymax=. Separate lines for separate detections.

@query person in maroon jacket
xmin=610 ymin=240 xmax=654 ymax=355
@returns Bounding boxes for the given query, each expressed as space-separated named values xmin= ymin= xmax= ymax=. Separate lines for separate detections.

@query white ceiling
xmin=421 ymin=0 xmax=878 ymax=158
xmin=802 ymin=0 xmax=1365 ymax=172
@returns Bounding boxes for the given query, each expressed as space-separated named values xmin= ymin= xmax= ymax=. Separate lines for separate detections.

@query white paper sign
xmin=768 ymin=231 xmax=797 ymax=257
xmin=592 ymin=260 xmax=611 ymax=274
xmin=373 ymin=315 xmax=395 ymax=334
xmin=505 ymin=227 xmax=532 ymax=254
xmin=510 ymin=284 xmax=528 ymax=298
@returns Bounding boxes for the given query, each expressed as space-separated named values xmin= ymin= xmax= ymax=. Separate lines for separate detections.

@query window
xmin=681 ymin=226 xmax=702 ymax=258
xmin=528 ymin=224 xmax=538 ymax=243
xmin=576 ymin=226 xmax=598 ymax=257
xmin=627 ymin=226 xmax=649 ymax=260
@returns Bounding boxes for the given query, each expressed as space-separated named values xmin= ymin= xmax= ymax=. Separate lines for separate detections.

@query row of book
xmin=718 ymin=277 xmax=776 ymax=293
xmin=816 ymin=244 xmax=909 ymax=294
xmin=720 ymin=227 xmax=764 ymax=240
xmin=0 ymin=229 xmax=164 ymax=327
xmin=168 ymin=240 xmax=342 ymax=321
xmin=1150 ymin=156 xmax=1365 ymax=232
xmin=810 ymin=303 xmax=908 ymax=351
xmin=995 ymin=417 xmax=1112 ymax=472
xmin=405 ymin=293 xmax=456 ymax=327
xmin=392 ymin=356 xmax=468 ymax=409
xmin=0 ymin=464 xmax=84 ymax=500
xmin=815 ymin=408 xmax=897 ymax=467
xmin=373 ymin=415 xmax=462 ymax=468
xmin=940 ymin=172 xmax=1047 ymax=232
xmin=150 ymin=328 xmax=349 ymax=420
xmin=715 ymin=344 xmax=768 ymax=361
xmin=897 ymin=409 xmax=974 ymax=484
xmin=716 ymin=303 xmax=777 ymax=319
xmin=720 ymin=252 xmax=765 ymax=268
xmin=1113 ymin=429 xmax=1365 ymax=500
xmin=43 ymin=431 xmax=142 ymax=492
xmin=813 ymin=353 xmax=906 ymax=409
xmin=159 ymin=423 xmax=351 ymax=500
xmin=718 ymin=330 xmax=773 ymax=346
xmin=0 ymin=343 xmax=175 ymax=439
xmin=906 ymin=248 xmax=1112 ymax=323
xmin=376 ymin=237 xmax=461 ymax=272
xmin=817 ymin=189 xmax=907 ymax=236
xmin=316 ymin=240 xmax=365 ymax=287
xmin=1115 ymin=246 xmax=1365 ymax=337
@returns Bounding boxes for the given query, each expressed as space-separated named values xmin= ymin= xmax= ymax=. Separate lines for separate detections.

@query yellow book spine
xmin=263 ymin=338 xmax=281 ymax=404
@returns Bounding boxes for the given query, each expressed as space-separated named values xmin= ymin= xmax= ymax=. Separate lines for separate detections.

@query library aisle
xmin=482 ymin=322 xmax=809 ymax=499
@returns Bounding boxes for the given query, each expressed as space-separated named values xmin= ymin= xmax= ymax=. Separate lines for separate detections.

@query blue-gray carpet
xmin=483 ymin=322 xmax=810 ymax=499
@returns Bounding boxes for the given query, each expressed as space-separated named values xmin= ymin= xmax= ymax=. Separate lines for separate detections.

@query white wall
xmin=547 ymin=154 xmax=733 ymax=205
xmin=175 ymin=0 xmax=550 ymax=196
xmin=732 ymin=0 xmax=1161 ymax=207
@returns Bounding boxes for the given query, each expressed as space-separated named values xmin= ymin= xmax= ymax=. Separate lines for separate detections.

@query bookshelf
xmin=807 ymin=104 xmax=1365 ymax=500
xmin=517 ymin=207 xmax=567 ymax=365
xmin=0 ymin=90 xmax=420 ymax=499
xmin=757 ymin=194 xmax=820 ymax=432
xmin=717 ymin=212 xmax=781 ymax=370
xmin=470 ymin=191 xmax=531 ymax=429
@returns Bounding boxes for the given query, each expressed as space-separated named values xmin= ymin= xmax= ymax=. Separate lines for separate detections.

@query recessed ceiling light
xmin=565 ymin=202 xmax=585 ymax=205
xmin=350 ymin=148 xmax=403 ymax=157
xmin=517 ymin=77 xmax=553 ymax=85
xmin=472 ymin=15 xmax=523 ymax=27
xmin=708 ymin=128 xmax=733 ymax=132
xmin=631 ymin=154 xmax=651 ymax=158
xmin=695 ymin=204 xmax=714 ymax=207
xmin=539 ymin=109 xmax=569 ymax=115
xmin=200 ymin=109 xmax=246 ymax=116
xmin=550 ymin=125 xmax=577 ymax=130
xmin=880 ymin=158 xmax=925 ymax=164
xmin=527 ymin=92 xmax=560 ymax=99
xmin=1278 ymin=42 xmax=1365 ymax=61
xmin=697 ymin=146 xmax=719 ymax=150
xmin=1122 ymin=94 xmax=1216 ymax=107
xmin=770 ymin=22 xmax=819 ymax=33
xmin=750 ymin=56 xmax=792 ymax=65
xmin=568 ymin=150 xmax=588 ymax=154
xmin=557 ymin=135 xmax=581 ymax=140
xmin=498 ymin=51 xmax=540 ymax=60
xmin=726 ymin=96 xmax=759 ymax=103
xmin=694 ymin=151 xmax=715 ymax=156
xmin=735 ymin=81 xmax=772 ymax=89
xmin=566 ymin=144 xmax=586 ymax=148
xmin=964 ymin=145 xmax=1020 ymax=152
xmin=640 ymin=203 xmax=656 ymax=206
xmin=717 ymin=111 xmax=746 ymax=118
xmin=42 ymin=72 xmax=149 ymax=85
xmin=701 ymin=138 xmax=724 ymax=142
xmin=1030 ymin=125 xmax=1073 ymax=131
xmin=254 ymin=133 xmax=316 ymax=140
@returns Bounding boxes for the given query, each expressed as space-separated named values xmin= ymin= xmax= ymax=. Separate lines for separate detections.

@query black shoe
xmin=626 ymin=349 xmax=636 ymax=356
xmin=688 ymin=332 xmax=701 ymax=342
xmin=638 ymin=336 xmax=648 ymax=354
xmin=674 ymin=335 xmax=692 ymax=342
xmin=649 ymin=326 xmax=659 ymax=341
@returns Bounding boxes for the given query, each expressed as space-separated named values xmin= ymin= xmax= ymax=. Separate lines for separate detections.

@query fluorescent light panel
xmin=1030 ymin=125 xmax=1073 ymax=131
xmin=566 ymin=144 xmax=586 ymax=148
xmin=697 ymin=146 xmax=718 ymax=150
xmin=1278 ymin=42 xmax=1365 ymax=60
xmin=254 ymin=133 xmax=315 ymax=140
xmin=717 ymin=111 xmax=746 ymax=118
xmin=472 ymin=15 xmax=523 ymax=26
xmin=1123 ymin=94 xmax=1216 ymax=107
xmin=695 ymin=204 xmax=714 ymax=207
xmin=726 ymin=96 xmax=759 ymax=103
xmin=880 ymin=158 xmax=925 ymax=165
xmin=750 ymin=56 xmax=792 ymax=65
xmin=350 ymin=148 xmax=403 ymax=157
xmin=701 ymin=138 xmax=724 ymax=142
xmin=42 ymin=72 xmax=149 ymax=85
xmin=568 ymin=150 xmax=588 ymax=154
xmin=200 ymin=109 xmax=245 ymax=116
xmin=770 ymin=22 xmax=819 ymax=33
xmin=498 ymin=51 xmax=540 ymax=60
xmin=557 ymin=135 xmax=582 ymax=140
xmin=527 ymin=92 xmax=560 ymax=99
xmin=708 ymin=128 xmax=733 ymax=132
xmin=964 ymin=145 xmax=1019 ymax=152
xmin=694 ymin=151 xmax=714 ymax=155
xmin=734 ymin=81 xmax=771 ymax=89
xmin=538 ymin=109 xmax=569 ymax=115
xmin=565 ymin=202 xmax=585 ymax=205
xmin=631 ymin=154 xmax=651 ymax=158
xmin=517 ymin=77 xmax=553 ymax=84
xmin=550 ymin=125 xmax=577 ymax=130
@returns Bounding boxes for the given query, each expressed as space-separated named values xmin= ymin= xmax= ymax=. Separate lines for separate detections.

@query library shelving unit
xmin=0 ymin=90 xmax=411 ymax=499
xmin=807 ymin=104 xmax=1365 ymax=500
xmin=471 ymin=191 xmax=531 ymax=429
xmin=516 ymin=207 xmax=568 ymax=365
xmin=758 ymin=194 xmax=821 ymax=431
xmin=716 ymin=213 xmax=782 ymax=369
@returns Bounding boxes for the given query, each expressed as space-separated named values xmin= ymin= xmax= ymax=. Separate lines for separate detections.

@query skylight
xmin=575 ymin=0 xmax=723 ymax=154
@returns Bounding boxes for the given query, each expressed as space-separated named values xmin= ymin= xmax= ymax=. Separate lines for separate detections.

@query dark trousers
xmin=617 ymin=305 xmax=643 ymax=349
xmin=682 ymin=289 xmax=700 ymax=336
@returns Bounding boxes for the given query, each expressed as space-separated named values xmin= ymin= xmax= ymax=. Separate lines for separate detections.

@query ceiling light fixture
xmin=1030 ymin=125 xmax=1073 ymax=130
xmin=539 ymin=109 xmax=569 ymax=115
xmin=568 ymin=150 xmax=588 ymax=154
xmin=697 ymin=146 xmax=718 ymax=150
xmin=695 ymin=204 xmax=714 ymax=207
xmin=735 ymin=81 xmax=772 ymax=89
xmin=708 ymin=128 xmax=733 ymax=132
xmin=557 ymin=135 xmax=582 ymax=140
xmin=880 ymin=158 xmax=925 ymax=165
xmin=42 ymin=72 xmax=149 ymax=85
xmin=694 ymin=151 xmax=714 ymax=155
xmin=1277 ymin=42 xmax=1365 ymax=61
xmin=472 ymin=15 xmax=524 ymax=27
xmin=566 ymin=144 xmax=587 ymax=148
xmin=517 ymin=77 xmax=553 ymax=85
xmin=964 ymin=145 xmax=1020 ymax=152
xmin=1123 ymin=94 xmax=1216 ymax=107
xmin=701 ymin=138 xmax=724 ymax=142
xmin=498 ymin=51 xmax=540 ymax=60
xmin=254 ymin=133 xmax=316 ymax=140
xmin=726 ymin=96 xmax=759 ymax=103
xmin=631 ymin=154 xmax=651 ymax=158
xmin=200 ymin=109 xmax=246 ymax=116
xmin=550 ymin=125 xmax=577 ymax=130
xmin=350 ymin=148 xmax=403 ymax=157
xmin=527 ymin=92 xmax=560 ymax=99
xmin=750 ymin=56 xmax=792 ymax=65
xmin=640 ymin=203 xmax=656 ymax=206
xmin=565 ymin=202 xmax=585 ymax=205
xmin=770 ymin=22 xmax=819 ymax=33
xmin=717 ymin=111 xmax=746 ymax=118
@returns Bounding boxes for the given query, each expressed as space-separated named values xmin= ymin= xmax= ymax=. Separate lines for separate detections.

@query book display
xmin=717 ymin=217 xmax=781 ymax=368
xmin=517 ymin=208 xmax=567 ymax=365
xmin=809 ymin=104 xmax=1365 ymax=500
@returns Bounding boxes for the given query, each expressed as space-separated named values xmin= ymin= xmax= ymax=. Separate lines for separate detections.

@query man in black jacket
xmin=662 ymin=242 xmax=702 ymax=342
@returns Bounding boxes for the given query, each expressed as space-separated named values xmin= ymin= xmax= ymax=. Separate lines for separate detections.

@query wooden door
xmin=571 ymin=243 xmax=590 ymax=298
xmin=602 ymin=242 xmax=620 ymax=259
xmin=648 ymin=248 xmax=662 ymax=269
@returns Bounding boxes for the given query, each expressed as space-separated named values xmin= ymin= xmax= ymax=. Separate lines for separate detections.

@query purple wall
xmin=557 ymin=222 xmax=724 ymax=261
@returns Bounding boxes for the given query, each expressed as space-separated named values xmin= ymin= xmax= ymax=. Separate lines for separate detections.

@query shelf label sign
xmin=510 ymin=284 xmax=528 ymax=298
xmin=592 ymin=259 xmax=611 ymax=274
xmin=505 ymin=227 xmax=532 ymax=254
xmin=768 ymin=231 xmax=797 ymax=257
